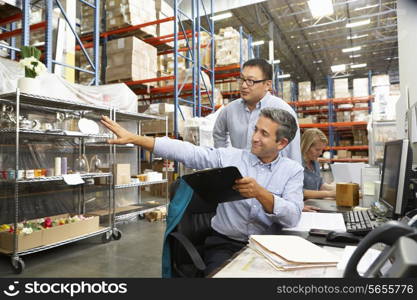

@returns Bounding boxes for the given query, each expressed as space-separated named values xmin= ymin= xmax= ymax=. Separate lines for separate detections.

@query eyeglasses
xmin=236 ymin=77 xmax=268 ymax=87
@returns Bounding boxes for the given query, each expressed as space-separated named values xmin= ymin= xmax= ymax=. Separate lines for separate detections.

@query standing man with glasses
xmin=213 ymin=58 xmax=302 ymax=164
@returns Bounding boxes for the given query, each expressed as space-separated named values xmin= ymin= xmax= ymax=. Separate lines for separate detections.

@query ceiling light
xmin=346 ymin=19 xmax=371 ymax=28
xmin=211 ymin=12 xmax=233 ymax=21
xmin=331 ymin=64 xmax=346 ymax=72
xmin=354 ymin=4 xmax=378 ymax=11
xmin=307 ymin=0 xmax=334 ymax=18
xmin=347 ymin=34 xmax=369 ymax=40
xmin=350 ymin=63 xmax=367 ymax=69
xmin=349 ymin=54 xmax=361 ymax=58
xmin=252 ymin=40 xmax=264 ymax=46
xmin=273 ymin=59 xmax=281 ymax=64
xmin=342 ymin=46 xmax=362 ymax=53
xmin=278 ymin=74 xmax=291 ymax=79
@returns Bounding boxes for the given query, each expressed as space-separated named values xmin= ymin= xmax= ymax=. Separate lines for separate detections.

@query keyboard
xmin=343 ymin=210 xmax=376 ymax=236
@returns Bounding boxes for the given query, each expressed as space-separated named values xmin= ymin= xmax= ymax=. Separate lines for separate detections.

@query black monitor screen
xmin=380 ymin=142 xmax=403 ymax=209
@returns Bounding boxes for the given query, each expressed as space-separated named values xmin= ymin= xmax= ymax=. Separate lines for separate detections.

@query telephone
xmin=344 ymin=220 xmax=417 ymax=277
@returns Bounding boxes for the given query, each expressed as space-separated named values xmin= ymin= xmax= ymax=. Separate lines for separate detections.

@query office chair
xmin=167 ymin=179 xmax=218 ymax=278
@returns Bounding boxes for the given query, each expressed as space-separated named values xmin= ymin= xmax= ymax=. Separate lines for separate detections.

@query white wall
xmin=397 ymin=0 xmax=417 ymax=138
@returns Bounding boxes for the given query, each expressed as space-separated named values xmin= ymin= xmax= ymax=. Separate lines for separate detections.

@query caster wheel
xmin=101 ymin=232 xmax=112 ymax=243
xmin=11 ymin=257 xmax=25 ymax=274
xmin=112 ymin=229 xmax=122 ymax=240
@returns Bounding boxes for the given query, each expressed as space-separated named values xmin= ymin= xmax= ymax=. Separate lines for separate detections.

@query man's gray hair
xmin=260 ymin=108 xmax=298 ymax=143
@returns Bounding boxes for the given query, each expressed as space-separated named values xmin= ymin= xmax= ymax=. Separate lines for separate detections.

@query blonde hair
xmin=301 ymin=128 xmax=328 ymax=160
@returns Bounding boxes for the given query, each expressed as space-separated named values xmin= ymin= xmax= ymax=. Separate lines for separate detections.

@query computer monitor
xmin=379 ymin=139 xmax=414 ymax=219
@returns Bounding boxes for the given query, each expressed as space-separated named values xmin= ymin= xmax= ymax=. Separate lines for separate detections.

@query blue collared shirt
xmin=213 ymin=92 xmax=302 ymax=164
xmin=154 ymin=137 xmax=304 ymax=242
xmin=302 ymin=160 xmax=323 ymax=191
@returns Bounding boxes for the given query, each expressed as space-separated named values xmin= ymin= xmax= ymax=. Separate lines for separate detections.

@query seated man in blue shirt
xmin=101 ymin=108 xmax=303 ymax=276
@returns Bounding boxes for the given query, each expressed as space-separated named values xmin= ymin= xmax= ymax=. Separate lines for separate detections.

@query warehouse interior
xmin=0 ymin=0 xmax=417 ymax=279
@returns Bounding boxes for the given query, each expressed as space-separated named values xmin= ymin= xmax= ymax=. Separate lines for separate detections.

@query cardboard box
xmin=353 ymin=78 xmax=369 ymax=97
xmin=105 ymin=0 xmax=156 ymax=36
xmin=0 ymin=230 xmax=43 ymax=252
xmin=298 ymin=81 xmax=311 ymax=101
xmin=0 ymin=214 xmax=99 ymax=253
xmin=298 ymin=117 xmax=314 ymax=124
xmin=114 ymin=164 xmax=131 ymax=185
xmin=106 ymin=36 xmax=157 ymax=83
xmin=336 ymin=183 xmax=359 ymax=207
xmin=283 ymin=81 xmax=293 ymax=102
xmin=334 ymin=78 xmax=350 ymax=98
xmin=337 ymin=150 xmax=352 ymax=159
xmin=372 ymin=74 xmax=390 ymax=87
xmin=42 ymin=214 xmax=99 ymax=245
xmin=215 ymin=27 xmax=248 ymax=66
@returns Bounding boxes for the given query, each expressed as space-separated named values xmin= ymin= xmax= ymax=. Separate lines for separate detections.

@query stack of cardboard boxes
xmin=105 ymin=36 xmax=157 ymax=83
xmin=311 ymin=89 xmax=328 ymax=100
xmin=140 ymin=103 xmax=194 ymax=135
xmin=298 ymin=81 xmax=311 ymax=101
xmin=215 ymin=27 xmax=248 ymax=66
xmin=106 ymin=0 xmax=156 ymax=36
xmin=155 ymin=0 xmax=174 ymax=44
xmin=283 ymin=81 xmax=293 ymax=102
xmin=352 ymin=78 xmax=370 ymax=122
xmin=334 ymin=78 xmax=350 ymax=98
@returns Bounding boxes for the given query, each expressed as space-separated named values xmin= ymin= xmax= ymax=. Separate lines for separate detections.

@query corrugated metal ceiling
xmin=213 ymin=0 xmax=398 ymax=87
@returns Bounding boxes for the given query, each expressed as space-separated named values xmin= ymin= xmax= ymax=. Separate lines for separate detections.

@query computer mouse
xmin=326 ymin=231 xmax=362 ymax=244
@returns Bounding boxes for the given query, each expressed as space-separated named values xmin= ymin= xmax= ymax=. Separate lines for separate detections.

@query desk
xmin=304 ymin=199 xmax=351 ymax=213
xmin=212 ymin=246 xmax=345 ymax=278
xmin=213 ymin=200 xmax=367 ymax=278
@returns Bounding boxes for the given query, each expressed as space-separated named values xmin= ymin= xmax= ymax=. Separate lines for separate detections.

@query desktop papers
xmin=248 ymin=235 xmax=338 ymax=271
xmin=331 ymin=162 xmax=366 ymax=184
xmin=283 ymin=212 xmax=347 ymax=232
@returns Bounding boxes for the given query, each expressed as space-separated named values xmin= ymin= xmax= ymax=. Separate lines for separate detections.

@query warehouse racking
xmin=290 ymin=74 xmax=373 ymax=163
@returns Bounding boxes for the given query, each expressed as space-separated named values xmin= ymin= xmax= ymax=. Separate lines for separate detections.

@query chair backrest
xmin=169 ymin=179 xmax=218 ymax=277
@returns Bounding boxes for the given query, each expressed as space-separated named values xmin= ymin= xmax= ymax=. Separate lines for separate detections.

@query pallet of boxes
xmin=215 ymin=27 xmax=248 ymax=66
xmin=297 ymin=81 xmax=318 ymax=124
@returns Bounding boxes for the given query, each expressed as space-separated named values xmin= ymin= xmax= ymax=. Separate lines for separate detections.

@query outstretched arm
xmin=100 ymin=116 xmax=155 ymax=151
xmin=101 ymin=116 xmax=224 ymax=170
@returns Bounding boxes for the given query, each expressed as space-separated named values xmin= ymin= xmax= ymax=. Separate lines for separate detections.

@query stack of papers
xmin=283 ymin=212 xmax=347 ymax=232
xmin=330 ymin=162 xmax=366 ymax=184
xmin=249 ymin=235 xmax=339 ymax=271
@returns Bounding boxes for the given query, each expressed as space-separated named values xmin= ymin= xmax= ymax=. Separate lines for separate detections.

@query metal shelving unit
xmin=0 ymin=89 xmax=116 ymax=273
xmin=0 ymin=89 xmax=167 ymax=272
xmin=110 ymin=108 xmax=169 ymax=224
xmin=290 ymin=77 xmax=374 ymax=163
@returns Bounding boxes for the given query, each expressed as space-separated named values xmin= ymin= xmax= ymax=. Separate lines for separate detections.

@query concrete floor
xmin=0 ymin=219 xmax=166 ymax=278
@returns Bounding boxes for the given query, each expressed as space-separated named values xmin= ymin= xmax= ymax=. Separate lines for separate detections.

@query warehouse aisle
xmin=0 ymin=219 xmax=166 ymax=278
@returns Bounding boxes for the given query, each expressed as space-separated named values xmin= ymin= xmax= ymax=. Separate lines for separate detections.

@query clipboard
xmin=182 ymin=166 xmax=245 ymax=203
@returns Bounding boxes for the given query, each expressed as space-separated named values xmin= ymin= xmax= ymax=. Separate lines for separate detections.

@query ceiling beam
xmin=258 ymin=2 xmax=316 ymax=83
xmin=270 ymin=0 xmax=395 ymax=19
xmin=298 ymin=36 xmax=397 ymax=54
xmin=291 ymin=23 xmax=397 ymax=44
xmin=284 ymin=9 xmax=396 ymax=33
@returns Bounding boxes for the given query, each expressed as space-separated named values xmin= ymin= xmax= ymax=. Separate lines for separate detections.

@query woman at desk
xmin=301 ymin=128 xmax=336 ymax=201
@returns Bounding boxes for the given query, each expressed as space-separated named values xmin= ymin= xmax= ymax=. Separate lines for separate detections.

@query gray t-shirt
xmin=302 ymin=160 xmax=323 ymax=190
